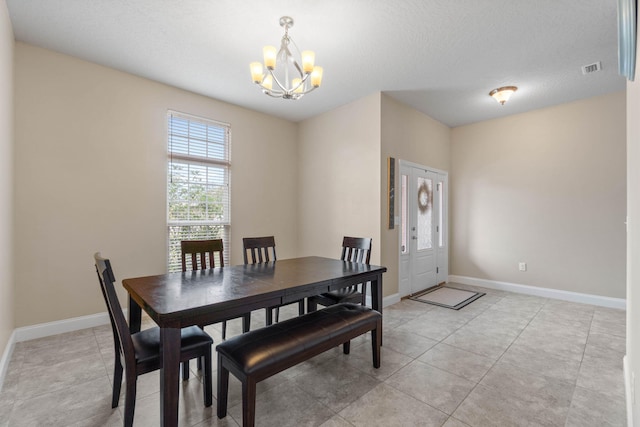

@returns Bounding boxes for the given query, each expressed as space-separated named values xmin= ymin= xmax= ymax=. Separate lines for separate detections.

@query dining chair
xmin=307 ymin=236 xmax=372 ymax=312
xmin=94 ymin=252 xmax=213 ymax=427
xmin=242 ymin=236 xmax=305 ymax=324
xmin=181 ymin=238 xmax=225 ymax=271
xmin=181 ymin=239 xmax=251 ymax=341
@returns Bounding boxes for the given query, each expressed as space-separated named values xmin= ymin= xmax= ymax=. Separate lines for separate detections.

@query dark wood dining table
xmin=122 ymin=256 xmax=386 ymax=427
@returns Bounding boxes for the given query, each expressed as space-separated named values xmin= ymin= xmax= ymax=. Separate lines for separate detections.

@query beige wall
xmin=0 ymin=0 xmax=14 ymax=357
xmin=7 ymin=38 xmax=631 ymax=343
xmin=297 ymin=93 xmax=382 ymax=275
xmin=451 ymin=91 xmax=626 ymax=298
xmin=13 ymin=43 xmax=298 ymax=327
xmin=380 ymin=94 xmax=451 ymax=296
xmin=626 ymin=42 xmax=640 ymax=423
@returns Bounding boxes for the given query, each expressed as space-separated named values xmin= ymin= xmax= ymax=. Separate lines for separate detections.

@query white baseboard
xmin=366 ymin=293 xmax=401 ymax=308
xmin=6 ymin=292 xmax=401 ymax=346
xmin=383 ymin=293 xmax=401 ymax=307
xmin=0 ymin=309 xmax=117 ymax=392
xmin=14 ymin=311 xmax=113 ymax=343
xmin=0 ymin=330 xmax=16 ymax=392
xmin=625 ymin=355 xmax=634 ymax=427
xmin=0 ymin=291 xmax=403 ymax=391
xmin=448 ymin=275 xmax=626 ymax=309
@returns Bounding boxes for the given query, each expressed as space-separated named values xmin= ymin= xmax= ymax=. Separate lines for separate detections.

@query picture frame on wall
xmin=388 ymin=157 xmax=395 ymax=229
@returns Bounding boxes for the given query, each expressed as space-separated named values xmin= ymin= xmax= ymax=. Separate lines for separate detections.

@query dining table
xmin=122 ymin=255 xmax=387 ymax=427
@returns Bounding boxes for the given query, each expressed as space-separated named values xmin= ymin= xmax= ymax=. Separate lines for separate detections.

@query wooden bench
xmin=216 ymin=303 xmax=382 ymax=427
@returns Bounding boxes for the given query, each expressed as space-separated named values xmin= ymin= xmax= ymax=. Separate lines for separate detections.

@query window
xmin=167 ymin=111 xmax=230 ymax=272
xmin=401 ymin=173 xmax=408 ymax=254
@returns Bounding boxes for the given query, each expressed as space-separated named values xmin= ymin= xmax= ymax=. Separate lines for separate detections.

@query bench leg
xmin=242 ymin=377 xmax=257 ymax=427
xmin=372 ymin=323 xmax=381 ymax=369
xmin=217 ymin=357 xmax=229 ymax=419
xmin=343 ymin=340 xmax=350 ymax=354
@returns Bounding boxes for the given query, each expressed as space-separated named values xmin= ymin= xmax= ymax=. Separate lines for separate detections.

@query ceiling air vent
xmin=582 ymin=62 xmax=602 ymax=75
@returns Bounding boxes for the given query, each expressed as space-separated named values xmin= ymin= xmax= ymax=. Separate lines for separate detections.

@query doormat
xmin=410 ymin=286 xmax=485 ymax=310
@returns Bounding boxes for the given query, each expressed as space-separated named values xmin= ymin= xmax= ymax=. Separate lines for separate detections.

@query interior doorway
xmin=398 ymin=161 xmax=448 ymax=297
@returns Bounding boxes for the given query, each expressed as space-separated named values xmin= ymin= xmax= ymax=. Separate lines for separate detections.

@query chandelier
xmin=250 ymin=16 xmax=323 ymax=100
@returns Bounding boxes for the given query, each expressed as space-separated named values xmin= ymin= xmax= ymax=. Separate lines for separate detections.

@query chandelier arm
xmin=291 ymin=59 xmax=304 ymax=77
xmin=290 ymin=72 xmax=311 ymax=92
xmin=266 ymin=68 xmax=290 ymax=94
xmin=262 ymin=90 xmax=285 ymax=98
xmin=286 ymin=36 xmax=305 ymax=76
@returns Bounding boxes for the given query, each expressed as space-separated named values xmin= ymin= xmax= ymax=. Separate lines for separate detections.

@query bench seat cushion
xmin=216 ymin=303 xmax=380 ymax=377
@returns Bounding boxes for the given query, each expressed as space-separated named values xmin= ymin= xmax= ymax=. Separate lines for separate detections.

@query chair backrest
xmin=243 ymin=236 xmax=277 ymax=264
xmin=181 ymin=239 xmax=224 ymax=271
xmin=94 ymin=253 xmax=135 ymax=365
xmin=341 ymin=236 xmax=372 ymax=264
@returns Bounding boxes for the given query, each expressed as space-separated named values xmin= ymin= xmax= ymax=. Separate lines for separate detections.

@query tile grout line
xmin=442 ymin=296 xmax=550 ymax=423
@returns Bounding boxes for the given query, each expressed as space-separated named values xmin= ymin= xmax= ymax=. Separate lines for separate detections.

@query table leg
xmin=371 ymin=273 xmax=383 ymax=345
xmin=129 ymin=295 xmax=141 ymax=334
xmin=160 ymin=326 xmax=181 ymax=427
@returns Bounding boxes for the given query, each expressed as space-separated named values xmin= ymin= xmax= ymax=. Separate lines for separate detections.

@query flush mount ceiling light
xmin=250 ymin=16 xmax=324 ymax=100
xmin=489 ymin=86 xmax=518 ymax=105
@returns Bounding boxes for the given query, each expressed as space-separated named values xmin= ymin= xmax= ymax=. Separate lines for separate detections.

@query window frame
xmin=166 ymin=110 xmax=231 ymax=272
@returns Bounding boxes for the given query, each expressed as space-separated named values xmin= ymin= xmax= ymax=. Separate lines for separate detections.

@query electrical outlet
xmin=518 ymin=262 xmax=527 ymax=271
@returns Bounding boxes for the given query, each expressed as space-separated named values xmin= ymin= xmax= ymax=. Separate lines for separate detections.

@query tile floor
xmin=0 ymin=283 xmax=627 ymax=426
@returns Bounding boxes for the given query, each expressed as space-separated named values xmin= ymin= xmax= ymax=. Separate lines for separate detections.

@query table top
xmin=123 ymin=256 xmax=386 ymax=326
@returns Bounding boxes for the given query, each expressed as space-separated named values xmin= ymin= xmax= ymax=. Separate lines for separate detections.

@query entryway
xmin=398 ymin=160 xmax=448 ymax=298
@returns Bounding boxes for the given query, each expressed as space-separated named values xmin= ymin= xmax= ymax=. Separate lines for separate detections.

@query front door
xmin=399 ymin=162 xmax=448 ymax=297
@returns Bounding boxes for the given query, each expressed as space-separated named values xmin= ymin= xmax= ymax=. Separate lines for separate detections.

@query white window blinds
xmin=167 ymin=111 xmax=231 ymax=272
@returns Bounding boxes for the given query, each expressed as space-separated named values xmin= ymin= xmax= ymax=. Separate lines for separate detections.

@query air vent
xmin=582 ymin=62 xmax=602 ymax=75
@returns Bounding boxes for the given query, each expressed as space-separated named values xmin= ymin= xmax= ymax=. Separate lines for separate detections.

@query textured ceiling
xmin=6 ymin=0 xmax=626 ymax=127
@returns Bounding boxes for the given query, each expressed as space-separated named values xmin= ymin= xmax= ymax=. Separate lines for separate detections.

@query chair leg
xmin=242 ymin=313 xmax=251 ymax=333
xmin=203 ymin=349 xmax=213 ymax=407
xmin=112 ymin=356 xmax=123 ymax=408
xmin=222 ymin=320 xmax=227 ymax=340
xmin=343 ymin=340 xmax=351 ymax=354
xmin=265 ymin=307 xmax=274 ymax=326
xmin=372 ymin=323 xmax=381 ymax=368
xmin=307 ymin=298 xmax=318 ymax=313
xmin=242 ymin=378 xmax=257 ymax=427
xmin=123 ymin=370 xmax=137 ymax=427
xmin=217 ymin=357 xmax=230 ymax=419
xmin=183 ymin=361 xmax=191 ymax=380
xmin=298 ymin=300 xmax=305 ymax=316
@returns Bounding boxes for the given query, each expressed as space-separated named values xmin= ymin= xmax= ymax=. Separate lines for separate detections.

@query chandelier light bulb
xmin=310 ymin=66 xmax=323 ymax=87
xmin=263 ymin=46 xmax=277 ymax=70
xmin=250 ymin=62 xmax=264 ymax=84
xmin=262 ymin=75 xmax=273 ymax=90
xmin=301 ymin=51 xmax=315 ymax=73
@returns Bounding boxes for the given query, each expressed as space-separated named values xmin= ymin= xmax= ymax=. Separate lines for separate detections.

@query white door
xmin=399 ymin=162 xmax=448 ymax=297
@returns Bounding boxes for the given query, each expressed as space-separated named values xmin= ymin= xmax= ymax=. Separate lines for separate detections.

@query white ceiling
xmin=6 ymin=0 xmax=626 ymax=127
